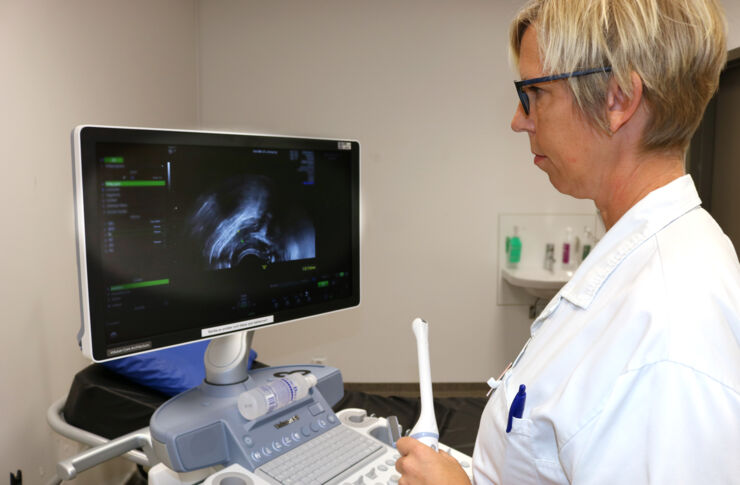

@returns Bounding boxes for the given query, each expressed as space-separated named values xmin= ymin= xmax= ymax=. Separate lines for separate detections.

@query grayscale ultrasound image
xmin=188 ymin=175 xmax=315 ymax=270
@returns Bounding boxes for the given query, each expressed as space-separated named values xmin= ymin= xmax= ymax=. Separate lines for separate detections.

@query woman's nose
xmin=511 ymin=102 xmax=533 ymax=133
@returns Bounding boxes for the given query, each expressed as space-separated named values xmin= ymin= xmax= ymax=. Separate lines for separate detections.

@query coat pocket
xmin=500 ymin=417 xmax=537 ymax=484
xmin=534 ymin=458 xmax=569 ymax=485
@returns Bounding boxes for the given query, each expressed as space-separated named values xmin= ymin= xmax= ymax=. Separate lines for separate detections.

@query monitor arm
xmin=204 ymin=330 xmax=254 ymax=385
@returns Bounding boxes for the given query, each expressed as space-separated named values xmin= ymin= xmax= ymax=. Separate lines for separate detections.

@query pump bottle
xmin=581 ymin=226 xmax=594 ymax=261
xmin=237 ymin=373 xmax=318 ymax=420
xmin=506 ymin=226 xmax=522 ymax=269
xmin=562 ymin=227 xmax=574 ymax=270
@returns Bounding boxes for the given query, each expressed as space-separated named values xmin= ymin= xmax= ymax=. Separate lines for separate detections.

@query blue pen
xmin=506 ymin=384 xmax=527 ymax=433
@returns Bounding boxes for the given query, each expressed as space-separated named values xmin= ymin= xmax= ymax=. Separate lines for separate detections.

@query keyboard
xmin=201 ymin=411 xmax=473 ymax=485
xmin=259 ymin=424 xmax=387 ymax=485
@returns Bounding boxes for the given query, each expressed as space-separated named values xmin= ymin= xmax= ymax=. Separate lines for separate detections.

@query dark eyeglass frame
xmin=514 ymin=66 xmax=612 ymax=115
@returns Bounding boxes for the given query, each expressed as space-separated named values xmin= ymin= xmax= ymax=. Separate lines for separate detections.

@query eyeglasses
xmin=514 ymin=67 xmax=612 ymax=115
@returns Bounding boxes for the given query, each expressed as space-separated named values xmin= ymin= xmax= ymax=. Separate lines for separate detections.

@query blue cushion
xmin=103 ymin=340 xmax=257 ymax=396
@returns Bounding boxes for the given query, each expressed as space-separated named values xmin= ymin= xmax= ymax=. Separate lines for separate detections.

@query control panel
xmin=150 ymin=365 xmax=343 ymax=473
xmin=200 ymin=409 xmax=473 ymax=485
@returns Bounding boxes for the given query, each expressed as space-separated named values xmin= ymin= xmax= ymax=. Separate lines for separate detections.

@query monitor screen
xmin=73 ymin=126 xmax=360 ymax=362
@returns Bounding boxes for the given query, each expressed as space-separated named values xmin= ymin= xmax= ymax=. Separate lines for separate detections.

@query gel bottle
xmin=506 ymin=226 xmax=522 ymax=269
xmin=237 ymin=373 xmax=318 ymax=420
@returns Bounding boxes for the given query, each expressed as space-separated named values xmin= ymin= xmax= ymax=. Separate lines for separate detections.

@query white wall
xmin=0 ymin=1 xmax=198 ymax=483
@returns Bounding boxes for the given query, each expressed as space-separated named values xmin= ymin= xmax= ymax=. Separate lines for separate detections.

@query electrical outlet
xmin=311 ymin=356 xmax=327 ymax=365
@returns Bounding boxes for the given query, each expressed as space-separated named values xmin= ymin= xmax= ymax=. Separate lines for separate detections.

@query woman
xmin=396 ymin=0 xmax=740 ymax=483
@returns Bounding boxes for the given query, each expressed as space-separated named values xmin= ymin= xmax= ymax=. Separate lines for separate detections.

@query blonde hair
xmin=510 ymin=0 xmax=727 ymax=153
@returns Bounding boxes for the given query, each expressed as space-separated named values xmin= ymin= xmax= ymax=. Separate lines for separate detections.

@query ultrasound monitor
xmin=73 ymin=126 xmax=360 ymax=362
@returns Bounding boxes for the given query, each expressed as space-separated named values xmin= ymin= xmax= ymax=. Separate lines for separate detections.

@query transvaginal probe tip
xmin=412 ymin=317 xmax=428 ymax=334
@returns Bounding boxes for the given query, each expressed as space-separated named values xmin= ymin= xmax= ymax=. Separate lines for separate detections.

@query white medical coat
xmin=473 ymin=175 xmax=740 ymax=484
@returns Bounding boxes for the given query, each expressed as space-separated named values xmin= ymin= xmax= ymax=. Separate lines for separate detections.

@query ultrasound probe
xmin=409 ymin=317 xmax=440 ymax=451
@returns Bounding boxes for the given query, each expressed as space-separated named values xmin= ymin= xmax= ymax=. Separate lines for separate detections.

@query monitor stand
xmin=203 ymin=330 xmax=255 ymax=385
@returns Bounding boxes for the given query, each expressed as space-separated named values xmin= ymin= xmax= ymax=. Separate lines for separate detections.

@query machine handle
xmin=56 ymin=428 xmax=152 ymax=480
xmin=47 ymin=396 xmax=151 ymax=467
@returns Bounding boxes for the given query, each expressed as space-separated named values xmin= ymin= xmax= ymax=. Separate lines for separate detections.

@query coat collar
xmin=558 ymin=175 xmax=701 ymax=310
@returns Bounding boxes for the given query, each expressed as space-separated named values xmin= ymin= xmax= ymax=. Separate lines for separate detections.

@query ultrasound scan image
xmin=188 ymin=175 xmax=315 ymax=270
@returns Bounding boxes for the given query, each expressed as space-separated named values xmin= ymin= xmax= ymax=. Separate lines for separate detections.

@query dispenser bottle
xmin=237 ymin=373 xmax=318 ymax=420
xmin=581 ymin=226 xmax=593 ymax=261
xmin=506 ymin=226 xmax=522 ymax=269
xmin=562 ymin=227 xmax=574 ymax=270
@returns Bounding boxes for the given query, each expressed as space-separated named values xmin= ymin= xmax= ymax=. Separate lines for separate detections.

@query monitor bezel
xmin=73 ymin=125 xmax=360 ymax=362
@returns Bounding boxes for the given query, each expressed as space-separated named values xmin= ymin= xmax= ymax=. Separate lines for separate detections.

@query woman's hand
xmin=395 ymin=437 xmax=472 ymax=485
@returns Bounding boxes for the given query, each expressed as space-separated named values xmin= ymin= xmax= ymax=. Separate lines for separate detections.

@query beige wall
xmin=726 ymin=0 xmax=740 ymax=50
xmin=197 ymin=0 xmax=740 ymax=383
xmin=0 ymin=1 xmax=198 ymax=483
xmin=2 ymin=0 xmax=739 ymax=482
xmin=196 ymin=0 xmax=590 ymax=384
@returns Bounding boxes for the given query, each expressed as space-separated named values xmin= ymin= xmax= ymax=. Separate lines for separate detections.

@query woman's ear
xmin=607 ymin=71 xmax=643 ymax=133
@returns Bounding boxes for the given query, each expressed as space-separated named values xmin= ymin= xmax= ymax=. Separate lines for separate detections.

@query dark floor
xmin=344 ymin=382 xmax=489 ymax=398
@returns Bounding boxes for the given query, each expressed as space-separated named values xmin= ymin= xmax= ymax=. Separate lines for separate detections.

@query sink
xmin=501 ymin=267 xmax=574 ymax=299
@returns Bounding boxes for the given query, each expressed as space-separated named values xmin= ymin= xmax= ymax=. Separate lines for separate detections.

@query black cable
xmin=9 ymin=470 xmax=22 ymax=485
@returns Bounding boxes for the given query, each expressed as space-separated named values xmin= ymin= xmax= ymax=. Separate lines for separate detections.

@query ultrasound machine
xmin=49 ymin=126 xmax=472 ymax=485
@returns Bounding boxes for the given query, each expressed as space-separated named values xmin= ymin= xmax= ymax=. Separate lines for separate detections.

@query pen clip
xmin=486 ymin=362 xmax=512 ymax=396
xmin=486 ymin=378 xmax=499 ymax=397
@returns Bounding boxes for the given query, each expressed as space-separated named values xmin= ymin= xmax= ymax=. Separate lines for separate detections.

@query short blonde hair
xmin=510 ymin=0 xmax=727 ymax=153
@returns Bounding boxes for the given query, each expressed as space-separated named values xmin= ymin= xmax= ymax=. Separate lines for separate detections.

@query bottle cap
xmin=306 ymin=373 xmax=318 ymax=387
